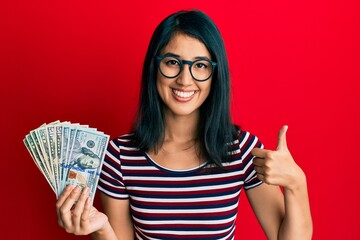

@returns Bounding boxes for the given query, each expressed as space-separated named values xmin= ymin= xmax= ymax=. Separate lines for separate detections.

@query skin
xmin=55 ymin=33 xmax=313 ymax=240
xmin=148 ymin=33 xmax=212 ymax=170
xmin=248 ymin=126 xmax=313 ymax=239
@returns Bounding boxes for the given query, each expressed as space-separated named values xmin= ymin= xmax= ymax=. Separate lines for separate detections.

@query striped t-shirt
xmin=98 ymin=130 xmax=263 ymax=240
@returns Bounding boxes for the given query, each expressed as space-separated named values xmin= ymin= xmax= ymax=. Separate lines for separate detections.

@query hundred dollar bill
xmin=23 ymin=137 xmax=42 ymax=172
xmin=24 ymin=135 xmax=56 ymax=193
xmin=55 ymin=124 xmax=64 ymax=196
xmin=54 ymin=122 xmax=72 ymax=195
xmin=65 ymin=127 xmax=77 ymax=172
xmin=30 ymin=129 xmax=50 ymax=176
xmin=30 ymin=130 xmax=57 ymax=190
xmin=65 ymin=128 xmax=109 ymax=203
xmin=47 ymin=125 xmax=60 ymax=196
xmin=35 ymin=121 xmax=62 ymax=190
xmin=26 ymin=132 xmax=52 ymax=181
xmin=60 ymin=124 xmax=89 ymax=195
xmin=59 ymin=124 xmax=78 ymax=194
xmin=35 ymin=127 xmax=55 ymax=184
xmin=60 ymin=125 xmax=70 ymax=193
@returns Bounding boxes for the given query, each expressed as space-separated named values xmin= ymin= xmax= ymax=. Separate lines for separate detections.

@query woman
xmin=56 ymin=10 xmax=312 ymax=239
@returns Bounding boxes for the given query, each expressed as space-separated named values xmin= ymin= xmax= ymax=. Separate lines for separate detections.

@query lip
xmin=171 ymin=88 xmax=197 ymax=102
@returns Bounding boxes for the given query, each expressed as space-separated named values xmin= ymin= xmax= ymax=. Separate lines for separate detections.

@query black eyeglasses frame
xmin=155 ymin=55 xmax=217 ymax=82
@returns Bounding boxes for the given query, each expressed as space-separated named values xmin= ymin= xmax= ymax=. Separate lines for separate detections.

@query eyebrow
xmin=162 ymin=52 xmax=211 ymax=61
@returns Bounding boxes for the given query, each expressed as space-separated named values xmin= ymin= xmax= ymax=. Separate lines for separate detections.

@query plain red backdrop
xmin=1 ymin=0 xmax=359 ymax=239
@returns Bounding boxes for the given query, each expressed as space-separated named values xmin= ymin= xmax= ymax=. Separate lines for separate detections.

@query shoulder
xmin=231 ymin=125 xmax=264 ymax=151
xmin=109 ymin=133 xmax=137 ymax=147
xmin=106 ymin=133 xmax=140 ymax=157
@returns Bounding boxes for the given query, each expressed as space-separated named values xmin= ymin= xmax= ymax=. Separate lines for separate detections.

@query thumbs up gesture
xmin=251 ymin=126 xmax=305 ymax=190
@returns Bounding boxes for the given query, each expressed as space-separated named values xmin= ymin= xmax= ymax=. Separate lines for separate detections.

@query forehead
xmin=160 ymin=33 xmax=211 ymax=59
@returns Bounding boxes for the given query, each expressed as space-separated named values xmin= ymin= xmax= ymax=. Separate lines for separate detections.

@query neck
xmin=163 ymin=109 xmax=200 ymax=143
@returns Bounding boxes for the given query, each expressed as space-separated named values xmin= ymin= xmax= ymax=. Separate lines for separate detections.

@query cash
xmin=23 ymin=121 xmax=109 ymax=203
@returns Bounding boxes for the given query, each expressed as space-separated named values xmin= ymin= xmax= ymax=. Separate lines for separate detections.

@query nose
xmin=176 ymin=64 xmax=193 ymax=86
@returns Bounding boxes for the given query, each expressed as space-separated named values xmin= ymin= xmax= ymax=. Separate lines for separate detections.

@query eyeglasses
xmin=155 ymin=55 xmax=217 ymax=82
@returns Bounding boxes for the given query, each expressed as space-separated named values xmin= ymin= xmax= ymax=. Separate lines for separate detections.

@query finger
xmin=254 ymin=165 xmax=265 ymax=174
xmin=56 ymin=184 xmax=75 ymax=226
xmin=56 ymin=184 xmax=75 ymax=210
xmin=80 ymin=197 xmax=92 ymax=229
xmin=276 ymin=125 xmax=288 ymax=151
xmin=257 ymin=173 xmax=272 ymax=185
xmin=253 ymin=157 xmax=265 ymax=167
xmin=71 ymin=187 xmax=90 ymax=226
xmin=59 ymin=185 xmax=82 ymax=229
xmin=251 ymin=147 xmax=270 ymax=158
xmin=256 ymin=173 xmax=265 ymax=182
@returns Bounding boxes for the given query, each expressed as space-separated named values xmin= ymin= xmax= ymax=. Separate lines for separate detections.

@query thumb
xmin=276 ymin=125 xmax=288 ymax=151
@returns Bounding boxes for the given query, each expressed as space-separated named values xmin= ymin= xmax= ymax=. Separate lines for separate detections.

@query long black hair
xmin=132 ymin=10 xmax=237 ymax=167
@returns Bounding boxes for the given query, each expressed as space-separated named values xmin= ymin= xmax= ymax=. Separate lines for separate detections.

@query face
xmin=77 ymin=154 xmax=100 ymax=169
xmin=156 ymin=33 xmax=212 ymax=118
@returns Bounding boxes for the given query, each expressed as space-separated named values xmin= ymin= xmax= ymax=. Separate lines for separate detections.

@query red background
xmin=1 ymin=0 xmax=359 ymax=239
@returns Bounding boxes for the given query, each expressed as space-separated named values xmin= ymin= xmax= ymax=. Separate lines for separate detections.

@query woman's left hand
xmin=251 ymin=125 xmax=306 ymax=191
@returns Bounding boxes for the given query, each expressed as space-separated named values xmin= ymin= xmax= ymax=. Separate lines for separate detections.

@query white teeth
xmin=173 ymin=89 xmax=195 ymax=98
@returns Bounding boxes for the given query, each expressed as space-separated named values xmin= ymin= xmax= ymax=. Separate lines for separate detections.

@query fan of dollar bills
xmin=23 ymin=120 xmax=110 ymax=203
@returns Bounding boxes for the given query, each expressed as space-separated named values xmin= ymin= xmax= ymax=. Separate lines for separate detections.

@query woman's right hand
xmin=56 ymin=184 xmax=108 ymax=236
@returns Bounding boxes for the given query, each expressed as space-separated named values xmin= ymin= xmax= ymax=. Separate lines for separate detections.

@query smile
xmin=172 ymin=89 xmax=196 ymax=98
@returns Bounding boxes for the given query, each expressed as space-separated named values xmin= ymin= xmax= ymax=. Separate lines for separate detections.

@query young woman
xmin=56 ymin=10 xmax=312 ymax=240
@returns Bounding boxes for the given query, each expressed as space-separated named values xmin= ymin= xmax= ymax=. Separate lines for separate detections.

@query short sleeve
xmin=97 ymin=138 xmax=129 ymax=199
xmin=238 ymin=131 xmax=264 ymax=190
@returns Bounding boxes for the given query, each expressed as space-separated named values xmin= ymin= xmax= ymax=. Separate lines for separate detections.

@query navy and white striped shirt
xmin=98 ymin=130 xmax=263 ymax=239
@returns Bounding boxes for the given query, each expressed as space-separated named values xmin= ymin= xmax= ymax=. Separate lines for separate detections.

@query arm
xmin=245 ymin=184 xmax=284 ymax=239
xmin=249 ymin=126 xmax=313 ymax=240
xmin=246 ymin=179 xmax=312 ymax=240
xmin=279 ymin=173 xmax=312 ymax=240
xmin=92 ymin=193 xmax=134 ymax=240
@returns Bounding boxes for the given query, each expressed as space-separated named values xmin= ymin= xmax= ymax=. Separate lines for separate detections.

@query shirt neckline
xmin=144 ymin=152 xmax=208 ymax=174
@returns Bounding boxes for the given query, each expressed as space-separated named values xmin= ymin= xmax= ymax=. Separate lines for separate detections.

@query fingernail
xmin=82 ymin=187 xmax=89 ymax=195
xmin=74 ymin=186 xmax=81 ymax=193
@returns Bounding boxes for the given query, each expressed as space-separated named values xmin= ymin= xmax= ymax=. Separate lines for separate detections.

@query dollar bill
xmin=47 ymin=125 xmax=60 ymax=195
xmin=65 ymin=128 xmax=109 ymax=203
xmin=24 ymin=135 xmax=56 ymax=193
xmin=55 ymin=124 xmax=64 ymax=195
xmin=36 ymin=127 xmax=55 ymax=183
xmin=59 ymin=125 xmax=68 ymax=192
xmin=24 ymin=121 xmax=109 ymax=201
xmin=30 ymin=130 xmax=50 ymax=175
xmin=24 ymin=137 xmax=42 ymax=172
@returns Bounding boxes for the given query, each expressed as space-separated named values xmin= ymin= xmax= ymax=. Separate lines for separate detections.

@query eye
xmin=194 ymin=61 xmax=210 ymax=69
xmin=165 ymin=59 xmax=180 ymax=66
